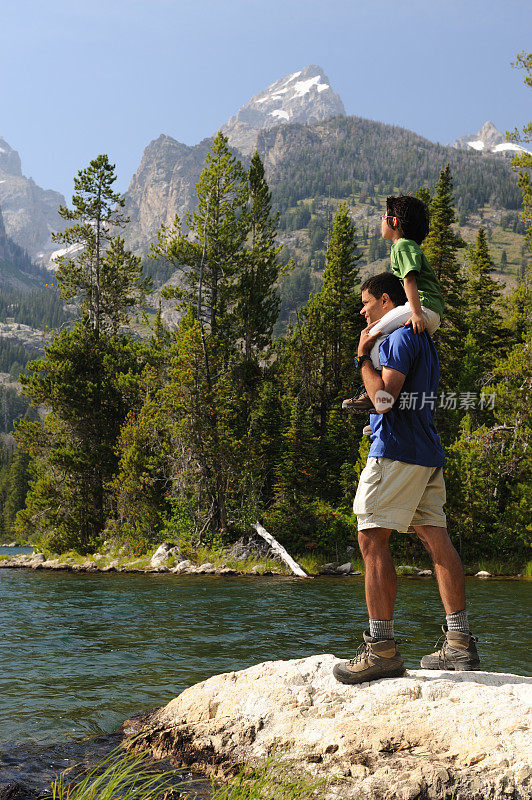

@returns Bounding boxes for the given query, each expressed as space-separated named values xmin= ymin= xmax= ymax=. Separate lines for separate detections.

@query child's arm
xmin=403 ymin=273 xmax=426 ymax=333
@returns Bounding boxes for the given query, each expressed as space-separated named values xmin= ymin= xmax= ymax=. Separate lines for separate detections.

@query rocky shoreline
xmin=0 ymin=541 xmax=527 ymax=578
xmin=123 ymin=655 xmax=532 ymax=800
xmin=0 ymin=552 xmax=526 ymax=579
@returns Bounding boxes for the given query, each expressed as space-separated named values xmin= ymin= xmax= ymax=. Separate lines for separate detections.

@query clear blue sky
xmin=1 ymin=0 xmax=530 ymax=198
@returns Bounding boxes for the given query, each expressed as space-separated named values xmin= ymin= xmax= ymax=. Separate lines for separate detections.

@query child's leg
xmin=422 ymin=309 xmax=441 ymax=335
xmin=369 ymin=305 xmax=441 ymax=368
xmin=368 ymin=303 xmax=412 ymax=369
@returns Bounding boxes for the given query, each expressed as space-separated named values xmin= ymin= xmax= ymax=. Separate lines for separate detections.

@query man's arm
xmin=358 ymin=324 xmax=406 ymax=412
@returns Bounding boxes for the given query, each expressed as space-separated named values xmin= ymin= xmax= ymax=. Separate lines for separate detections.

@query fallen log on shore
xmin=252 ymin=521 xmax=308 ymax=578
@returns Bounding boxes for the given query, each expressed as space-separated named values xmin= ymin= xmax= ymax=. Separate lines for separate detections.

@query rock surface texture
xmin=126 ymin=654 xmax=532 ymax=800
xmin=0 ymin=137 xmax=65 ymax=262
xmin=122 ymin=65 xmax=344 ymax=257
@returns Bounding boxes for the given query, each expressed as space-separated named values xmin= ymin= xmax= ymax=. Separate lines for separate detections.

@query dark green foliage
xmin=3 ymin=445 xmax=30 ymax=534
xmin=236 ymin=151 xmax=281 ymax=362
xmin=13 ymin=157 xmax=150 ymax=553
xmin=0 ymin=288 xmax=71 ymax=330
xmin=0 ymin=385 xmax=31 ymax=431
xmin=15 ymin=325 xmax=146 ymax=552
xmin=133 ymin=139 xmax=285 ymax=542
xmin=423 ymin=165 xmax=467 ymax=427
xmin=462 ymin=228 xmax=506 ymax=378
xmin=259 ymin=116 xmax=522 ymax=216
xmin=0 ymin=339 xmax=34 ymax=374
xmin=271 ymin=204 xmax=364 ymax=515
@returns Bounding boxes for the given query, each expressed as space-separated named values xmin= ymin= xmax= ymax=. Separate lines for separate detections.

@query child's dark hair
xmin=386 ymin=195 xmax=430 ymax=244
xmin=361 ymin=273 xmax=407 ymax=307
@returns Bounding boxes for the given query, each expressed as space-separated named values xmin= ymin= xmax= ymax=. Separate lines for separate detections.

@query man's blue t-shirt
xmin=369 ymin=327 xmax=445 ymax=467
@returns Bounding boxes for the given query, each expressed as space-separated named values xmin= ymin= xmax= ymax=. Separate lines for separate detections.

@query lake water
xmin=0 ymin=569 xmax=530 ymax=793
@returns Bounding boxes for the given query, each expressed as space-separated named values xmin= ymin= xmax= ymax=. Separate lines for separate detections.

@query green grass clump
xmin=51 ymin=750 xmax=327 ymax=800
xmin=524 ymin=560 xmax=532 ymax=577
xmin=51 ymin=749 xmax=177 ymax=800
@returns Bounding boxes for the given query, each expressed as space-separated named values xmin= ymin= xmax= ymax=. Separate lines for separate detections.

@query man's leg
xmin=333 ymin=526 xmax=405 ymax=684
xmin=358 ymin=527 xmax=396 ymax=621
xmin=414 ymin=525 xmax=465 ymax=614
xmin=414 ymin=525 xmax=480 ymax=670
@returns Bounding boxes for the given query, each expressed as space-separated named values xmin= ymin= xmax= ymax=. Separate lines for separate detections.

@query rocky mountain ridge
xmin=0 ymin=137 xmax=66 ymax=263
xmin=453 ymin=120 xmax=530 ymax=156
xmin=122 ymin=113 xmax=521 ymax=261
xmin=221 ymin=64 xmax=345 ymax=154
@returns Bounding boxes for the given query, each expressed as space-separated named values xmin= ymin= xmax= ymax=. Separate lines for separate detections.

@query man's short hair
xmin=361 ymin=273 xmax=407 ymax=307
xmin=386 ymin=195 xmax=430 ymax=244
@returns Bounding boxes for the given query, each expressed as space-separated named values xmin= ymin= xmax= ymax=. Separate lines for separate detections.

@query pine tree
xmin=14 ymin=157 xmax=148 ymax=553
xmin=53 ymin=154 xmax=149 ymax=336
xmin=275 ymin=204 xmax=363 ymax=505
xmin=508 ymin=53 xmax=532 ymax=254
xmin=423 ymin=164 xmax=465 ymax=311
xmin=501 ymin=250 xmax=508 ymax=271
xmin=3 ymin=446 xmax=30 ymax=534
xmin=149 ymin=137 xmax=279 ymax=538
xmin=462 ymin=228 xmax=505 ymax=379
xmin=236 ymin=152 xmax=281 ymax=362
xmin=318 ymin=203 xmax=362 ymax=396
xmin=16 ymin=328 xmax=145 ymax=552
xmin=423 ymin=164 xmax=467 ymax=406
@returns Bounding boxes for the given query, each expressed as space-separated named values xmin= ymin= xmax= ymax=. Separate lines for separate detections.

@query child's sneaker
xmin=342 ymin=391 xmax=375 ymax=413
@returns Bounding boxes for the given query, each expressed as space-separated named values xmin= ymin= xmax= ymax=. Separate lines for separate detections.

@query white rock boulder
xmin=150 ymin=543 xmax=180 ymax=567
xmin=126 ymin=655 xmax=532 ymax=799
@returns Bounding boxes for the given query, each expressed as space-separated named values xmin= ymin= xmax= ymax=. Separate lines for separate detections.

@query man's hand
xmin=405 ymin=311 xmax=426 ymax=334
xmin=357 ymin=321 xmax=382 ymax=356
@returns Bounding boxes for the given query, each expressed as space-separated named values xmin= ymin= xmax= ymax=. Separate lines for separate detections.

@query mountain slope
xmin=0 ymin=137 xmax=66 ymax=262
xmin=123 ymin=134 xmax=213 ymax=253
xmin=122 ymin=114 xmax=522 ymax=258
xmin=0 ymin=207 xmax=48 ymax=291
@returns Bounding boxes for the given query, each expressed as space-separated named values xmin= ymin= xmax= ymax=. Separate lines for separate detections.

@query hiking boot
xmin=342 ymin=391 xmax=376 ymax=413
xmin=333 ymin=631 xmax=406 ymax=684
xmin=420 ymin=625 xmax=480 ymax=671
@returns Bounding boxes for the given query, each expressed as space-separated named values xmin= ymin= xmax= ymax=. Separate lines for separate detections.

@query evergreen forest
xmin=1 ymin=60 xmax=531 ymax=573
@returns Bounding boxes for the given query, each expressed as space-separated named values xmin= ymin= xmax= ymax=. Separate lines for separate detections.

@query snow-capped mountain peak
xmin=221 ymin=65 xmax=345 ymax=154
xmin=453 ymin=121 xmax=531 ymax=156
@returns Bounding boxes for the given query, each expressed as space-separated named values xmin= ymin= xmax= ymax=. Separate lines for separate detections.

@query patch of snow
xmin=467 ymin=140 xmax=485 ymax=151
xmin=492 ymin=142 xmax=526 ymax=153
xmin=50 ymin=242 xmax=83 ymax=261
xmin=0 ymin=147 xmax=6 ymax=154
xmin=269 ymin=109 xmax=289 ymax=120
xmin=292 ymin=76 xmax=328 ymax=97
xmin=0 ymin=180 xmax=5 ymax=184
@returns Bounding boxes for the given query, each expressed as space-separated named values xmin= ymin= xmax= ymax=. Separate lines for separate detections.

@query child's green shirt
xmin=390 ymin=238 xmax=445 ymax=317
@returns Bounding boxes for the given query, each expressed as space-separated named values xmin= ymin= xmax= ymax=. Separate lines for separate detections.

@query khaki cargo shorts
xmin=353 ymin=457 xmax=447 ymax=532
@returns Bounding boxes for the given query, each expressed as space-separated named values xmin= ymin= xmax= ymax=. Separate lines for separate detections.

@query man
xmin=333 ymin=273 xmax=479 ymax=685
